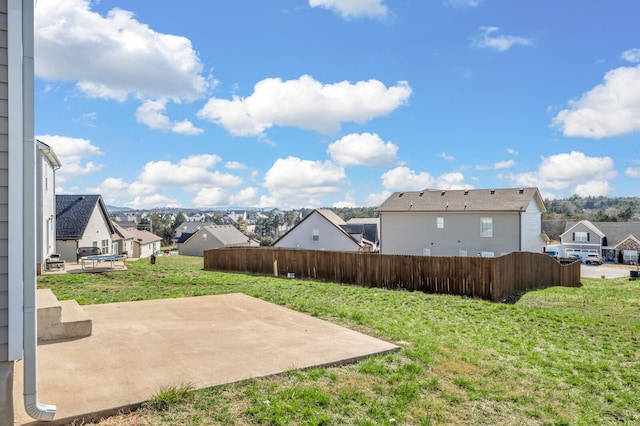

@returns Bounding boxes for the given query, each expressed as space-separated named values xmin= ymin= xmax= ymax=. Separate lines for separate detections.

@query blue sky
xmin=35 ymin=0 xmax=640 ymax=210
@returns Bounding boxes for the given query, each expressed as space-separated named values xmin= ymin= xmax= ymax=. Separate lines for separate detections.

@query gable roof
xmin=126 ymin=227 xmax=163 ymax=245
xmin=112 ymin=222 xmax=135 ymax=240
xmin=174 ymin=222 xmax=215 ymax=237
xmin=563 ymin=220 xmax=640 ymax=246
xmin=376 ymin=187 xmax=545 ymax=213
xmin=56 ymin=194 xmax=115 ymax=239
xmin=561 ymin=220 xmax=605 ymax=239
xmin=185 ymin=225 xmax=250 ymax=246
xmin=274 ymin=209 xmax=365 ymax=248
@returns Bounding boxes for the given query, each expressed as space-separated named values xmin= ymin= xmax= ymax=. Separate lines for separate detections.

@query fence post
xmin=273 ymin=259 xmax=278 ymax=277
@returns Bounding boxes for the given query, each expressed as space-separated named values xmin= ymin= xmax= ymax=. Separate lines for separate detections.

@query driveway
xmin=580 ymin=263 xmax=637 ymax=279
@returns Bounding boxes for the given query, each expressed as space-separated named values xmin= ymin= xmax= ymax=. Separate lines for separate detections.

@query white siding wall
xmin=520 ymin=198 xmax=544 ymax=253
xmin=379 ymin=211 xmax=521 ymax=256
xmin=78 ymin=205 xmax=112 ymax=254
xmin=135 ymin=241 xmax=159 ymax=259
xmin=275 ymin=212 xmax=360 ymax=251
xmin=36 ymin=153 xmax=56 ymax=268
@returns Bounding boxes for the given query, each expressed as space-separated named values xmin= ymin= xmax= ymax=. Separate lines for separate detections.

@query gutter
xmin=20 ymin=0 xmax=56 ymax=420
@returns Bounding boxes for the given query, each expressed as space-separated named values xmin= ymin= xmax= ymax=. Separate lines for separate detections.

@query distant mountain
xmin=107 ymin=205 xmax=134 ymax=212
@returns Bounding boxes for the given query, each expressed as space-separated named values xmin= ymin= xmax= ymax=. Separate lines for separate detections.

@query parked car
xmin=585 ymin=253 xmax=603 ymax=265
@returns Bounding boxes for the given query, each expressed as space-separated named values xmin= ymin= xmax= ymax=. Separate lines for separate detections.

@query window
xmin=623 ymin=250 xmax=638 ymax=263
xmin=459 ymin=250 xmax=467 ymax=257
xmin=422 ymin=248 xmax=431 ymax=256
xmin=437 ymin=217 xmax=444 ymax=229
xmin=101 ymin=239 xmax=109 ymax=254
xmin=312 ymin=229 xmax=319 ymax=241
xmin=480 ymin=217 xmax=493 ymax=238
xmin=481 ymin=251 xmax=495 ymax=258
xmin=574 ymin=232 xmax=589 ymax=242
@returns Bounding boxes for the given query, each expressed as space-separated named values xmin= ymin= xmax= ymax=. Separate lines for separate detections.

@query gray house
xmin=56 ymin=195 xmax=116 ymax=262
xmin=179 ymin=225 xmax=256 ymax=257
xmin=376 ymin=187 xmax=546 ymax=257
xmin=274 ymin=209 xmax=377 ymax=252
xmin=562 ymin=220 xmax=640 ymax=263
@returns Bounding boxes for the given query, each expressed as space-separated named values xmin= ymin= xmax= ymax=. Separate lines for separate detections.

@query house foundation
xmin=0 ymin=361 xmax=14 ymax=424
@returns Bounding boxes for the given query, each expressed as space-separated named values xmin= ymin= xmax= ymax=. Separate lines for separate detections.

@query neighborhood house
xmin=55 ymin=194 xmax=116 ymax=263
xmin=561 ymin=220 xmax=640 ymax=263
xmin=376 ymin=187 xmax=546 ymax=257
xmin=274 ymin=209 xmax=378 ymax=252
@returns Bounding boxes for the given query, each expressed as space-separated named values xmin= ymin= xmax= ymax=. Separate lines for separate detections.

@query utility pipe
xmin=21 ymin=0 xmax=56 ymax=420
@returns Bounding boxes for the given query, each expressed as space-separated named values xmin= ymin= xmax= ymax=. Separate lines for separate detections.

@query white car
xmin=585 ymin=253 xmax=603 ymax=265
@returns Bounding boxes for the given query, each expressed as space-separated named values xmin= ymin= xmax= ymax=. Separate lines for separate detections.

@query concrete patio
xmin=14 ymin=292 xmax=399 ymax=425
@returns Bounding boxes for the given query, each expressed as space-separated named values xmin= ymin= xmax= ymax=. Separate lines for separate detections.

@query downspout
xmin=22 ymin=0 xmax=56 ymax=420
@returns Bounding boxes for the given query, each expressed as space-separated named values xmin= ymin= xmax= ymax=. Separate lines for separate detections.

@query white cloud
xmin=192 ymin=186 xmax=259 ymax=209
xmin=35 ymin=0 xmax=208 ymax=102
xmin=197 ymin=75 xmax=412 ymax=136
xmin=621 ymin=48 xmax=640 ymax=63
xmin=333 ymin=192 xmax=357 ymax=208
xmin=124 ymin=194 xmax=181 ymax=210
xmin=381 ymin=167 xmax=473 ymax=192
xmin=552 ymin=65 xmax=640 ymax=138
xmin=507 ymin=151 xmax=617 ymax=197
xmin=225 ymin=161 xmax=247 ymax=170
xmin=439 ymin=152 xmax=455 ymax=161
xmin=472 ymin=26 xmax=532 ymax=52
xmin=381 ymin=167 xmax=435 ymax=190
xmin=135 ymin=99 xmax=204 ymax=135
xmin=37 ymin=134 xmax=104 ymax=182
xmin=90 ymin=154 xmax=244 ymax=207
xmin=444 ymin=0 xmax=482 ymax=8
xmin=626 ymin=167 xmax=640 ymax=179
xmin=363 ymin=190 xmax=392 ymax=206
xmin=138 ymin=155 xmax=241 ymax=191
xmin=327 ymin=133 xmax=400 ymax=166
xmin=260 ymin=156 xmax=347 ymax=209
xmin=493 ymin=160 xmax=516 ymax=169
xmin=507 ymin=148 xmax=519 ymax=156
xmin=171 ymin=120 xmax=204 ymax=135
xmin=309 ymin=0 xmax=389 ymax=20
xmin=436 ymin=172 xmax=470 ymax=189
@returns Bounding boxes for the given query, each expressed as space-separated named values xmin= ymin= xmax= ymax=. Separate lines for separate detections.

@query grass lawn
xmin=38 ymin=255 xmax=640 ymax=425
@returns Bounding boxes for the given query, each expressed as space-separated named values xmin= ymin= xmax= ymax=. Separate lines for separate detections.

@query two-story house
xmin=376 ymin=187 xmax=546 ymax=257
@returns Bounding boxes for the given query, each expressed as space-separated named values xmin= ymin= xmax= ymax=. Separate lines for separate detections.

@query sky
xmin=34 ymin=0 xmax=640 ymax=210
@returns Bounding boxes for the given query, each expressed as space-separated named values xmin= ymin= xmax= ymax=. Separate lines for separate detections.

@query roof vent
xmin=464 ymin=190 xmax=469 ymax=196
xmin=441 ymin=190 xmax=446 ymax=196
xmin=398 ymin=192 xmax=404 ymax=197
xmin=518 ymin=188 xmax=524 ymax=194
xmin=419 ymin=191 xmax=424 ymax=197
xmin=490 ymin=189 xmax=495 ymax=195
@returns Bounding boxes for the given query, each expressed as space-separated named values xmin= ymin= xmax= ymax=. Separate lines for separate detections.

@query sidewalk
xmin=14 ymin=293 xmax=399 ymax=425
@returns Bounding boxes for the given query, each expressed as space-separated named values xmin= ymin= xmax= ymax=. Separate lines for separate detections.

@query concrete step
xmin=37 ymin=289 xmax=92 ymax=344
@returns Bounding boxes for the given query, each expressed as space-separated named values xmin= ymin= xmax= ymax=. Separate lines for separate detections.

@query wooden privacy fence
xmin=203 ymin=248 xmax=581 ymax=302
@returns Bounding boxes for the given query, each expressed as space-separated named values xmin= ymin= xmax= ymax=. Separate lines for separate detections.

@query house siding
xmin=561 ymin=222 xmax=602 ymax=256
xmin=180 ymin=230 xmax=224 ymax=257
xmin=36 ymin=147 xmax=57 ymax=270
xmin=379 ymin=211 xmax=521 ymax=256
xmin=0 ymin=1 xmax=8 ymax=360
xmin=521 ymin=198 xmax=544 ymax=253
xmin=78 ymin=205 xmax=112 ymax=255
xmin=134 ymin=240 xmax=159 ymax=259
xmin=275 ymin=212 xmax=360 ymax=251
